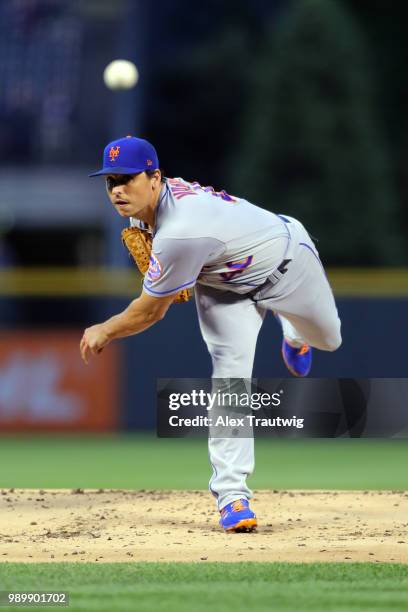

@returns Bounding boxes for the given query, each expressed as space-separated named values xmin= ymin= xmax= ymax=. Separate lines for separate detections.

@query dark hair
xmin=146 ymin=168 xmax=166 ymax=183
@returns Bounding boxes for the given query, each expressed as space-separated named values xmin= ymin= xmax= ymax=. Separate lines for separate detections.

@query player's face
xmin=105 ymin=171 xmax=161 ymax=218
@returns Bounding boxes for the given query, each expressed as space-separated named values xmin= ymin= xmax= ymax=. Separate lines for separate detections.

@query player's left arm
xmin=80 ymin=291 xmax=174 ymax=364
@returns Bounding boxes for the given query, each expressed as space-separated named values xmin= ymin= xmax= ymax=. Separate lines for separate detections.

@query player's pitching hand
xmin=80 ymin=324 xmax=110 ymax=364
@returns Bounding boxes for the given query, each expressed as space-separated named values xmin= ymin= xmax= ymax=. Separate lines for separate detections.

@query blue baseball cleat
xmin=282 ymin=339 xmax=312 ymax=377
xmin=274 ymin=313 xmax=312 ymax=376
xmin=219 ymin=499 xmax=257 ymax=533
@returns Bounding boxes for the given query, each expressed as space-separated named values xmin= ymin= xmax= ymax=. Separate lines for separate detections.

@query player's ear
xmin=150 ymin=169 xmax=161 ymax=188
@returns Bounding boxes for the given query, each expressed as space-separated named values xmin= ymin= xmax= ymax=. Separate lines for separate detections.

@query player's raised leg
xmin=195 ymin=284 xmax=265 ymax=531
xmin=255 ymin=217 xmax=341 ymax=375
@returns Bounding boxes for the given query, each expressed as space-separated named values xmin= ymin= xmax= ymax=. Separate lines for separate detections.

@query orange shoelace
xmin=231 ymin=500 xmax=246 ymax=513
xmin=297 ymin=344 xmax=310 ymax=356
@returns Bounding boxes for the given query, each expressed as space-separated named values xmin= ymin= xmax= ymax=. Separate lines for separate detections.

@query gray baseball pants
xmin=195 ymin=216 xmax=342 ymax=510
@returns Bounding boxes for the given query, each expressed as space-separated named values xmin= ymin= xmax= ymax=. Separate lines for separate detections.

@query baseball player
xmin=81 ymin=136 xmax=342 ymax=533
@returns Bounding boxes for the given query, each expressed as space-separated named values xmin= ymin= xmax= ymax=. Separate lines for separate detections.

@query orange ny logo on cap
xmin=109 ymin=146 xmax=120 ymax=162
xmin=146 ymin=159 xmax=153 ymax=166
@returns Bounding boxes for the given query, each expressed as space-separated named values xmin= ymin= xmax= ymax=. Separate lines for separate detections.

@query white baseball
xmin=103 ymin=60 xmax=139 ymax=90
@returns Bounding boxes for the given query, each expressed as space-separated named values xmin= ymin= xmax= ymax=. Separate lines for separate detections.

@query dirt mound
xmin=1 ymin=489 xmax=407 ymax=563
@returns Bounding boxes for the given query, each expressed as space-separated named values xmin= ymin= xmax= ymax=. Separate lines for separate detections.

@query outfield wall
xmin=122 ymin=297 xmax=408 ymax=429
xmin=0 ymin=268 xmax=407 ymax=431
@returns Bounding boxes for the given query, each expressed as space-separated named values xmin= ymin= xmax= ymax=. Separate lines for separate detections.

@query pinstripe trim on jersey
xmin=143 ymin=279 xmax=195 ymax=295
xmin=299 ymin=242 xmax=323 ymax=268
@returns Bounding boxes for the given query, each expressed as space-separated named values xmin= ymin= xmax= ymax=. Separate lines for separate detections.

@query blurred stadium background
xmin=0 ymin=0 xmax=407 ymax=451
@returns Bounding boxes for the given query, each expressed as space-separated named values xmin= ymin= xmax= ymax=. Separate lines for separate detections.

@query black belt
xmin=248 ymin=258 xmax=292 ymax=302
xmin=248 ymin=214 xmax=293 ymax=301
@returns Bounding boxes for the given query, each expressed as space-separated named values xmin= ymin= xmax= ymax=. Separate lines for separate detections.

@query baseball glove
xmin=121 ymin=226 xmax=191 ymax=303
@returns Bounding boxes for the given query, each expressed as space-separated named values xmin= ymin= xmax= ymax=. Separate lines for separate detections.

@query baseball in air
xmin=103 ymin=60 xmax=139 ymax=90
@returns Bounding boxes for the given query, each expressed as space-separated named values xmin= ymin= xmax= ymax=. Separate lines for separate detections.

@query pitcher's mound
xmin=1 ymin=489 xmax=407 ymax=563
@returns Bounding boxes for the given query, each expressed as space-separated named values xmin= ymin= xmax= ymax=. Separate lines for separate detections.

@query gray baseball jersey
xmin=131 ymin=176 xmax=341 ymax=512
xmin=132 ymin=177 xmax=290 ymax=297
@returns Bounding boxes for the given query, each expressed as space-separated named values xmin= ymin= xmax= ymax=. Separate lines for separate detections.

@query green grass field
xmin=0 ymin=435 xmax=407 ymax=490
xmin=0 ymin=562 xmax=408 ymax=611
xmin=0 ymin=435 xmax=407 ymax=611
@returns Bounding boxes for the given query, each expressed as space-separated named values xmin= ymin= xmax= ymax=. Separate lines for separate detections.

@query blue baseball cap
xmin=89 ymin=136 xmax=159 ymax=177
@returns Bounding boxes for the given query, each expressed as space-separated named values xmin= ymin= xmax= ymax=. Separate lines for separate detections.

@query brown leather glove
xmin=121 ymin=226 xmax=191 ymax=303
